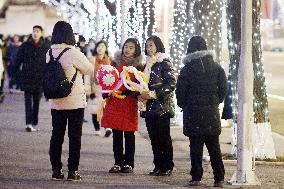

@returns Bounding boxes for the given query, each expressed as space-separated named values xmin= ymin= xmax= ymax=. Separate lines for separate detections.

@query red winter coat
xmin=101 ymin=53 xmax=143 ymax=132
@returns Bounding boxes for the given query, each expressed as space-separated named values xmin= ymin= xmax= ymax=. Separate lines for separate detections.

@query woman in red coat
xmin=101 ymin=38 xmax=143 ymax=173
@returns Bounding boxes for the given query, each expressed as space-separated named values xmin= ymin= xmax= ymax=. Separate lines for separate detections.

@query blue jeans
xmin=24 ymin=91 xmax=42 ymax=126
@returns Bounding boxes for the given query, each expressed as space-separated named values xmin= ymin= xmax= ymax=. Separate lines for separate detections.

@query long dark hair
xmin=145 ymin=35 xmax=165 ymax=56
xmin=121 ymin=38 xmax=141 ymax=58
xmin=93 ymin=40 xmax=109 ymax=56
xmin=51 ymin=21 xmax=76 ymax=46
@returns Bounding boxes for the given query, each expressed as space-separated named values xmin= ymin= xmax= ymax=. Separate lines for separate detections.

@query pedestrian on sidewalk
xmin=85 ymin=40 xmax=112 ymax=137
xmin=76 ymin=34 xmax=89 ymax=123
xmin=139 ymin=35 xmax=176 ymax=176
xmin=0 ymin=34 xmax=6 ymax=104
xmin=15 ymin=25 xmax=50 ymax=132
xmin=175 ymin=36 xmax=227 ymax=187
xmin=101 ymin=38 xmax=143 ymax=174
xmin=47 ymin=21 xmax=93 ymax=181
xmin=0 ymin=36 xmax=5 ymax=103
xmin=6 ymin=35 xmax=22 ymax=93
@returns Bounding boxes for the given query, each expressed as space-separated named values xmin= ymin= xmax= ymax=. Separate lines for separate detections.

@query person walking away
xmin=0 ymin=37 xmax=4 ymax=103
xmin=47 ymin=21 xmax=93 ymax=181
xmin=15 ymin=25 xmax=51 ymax=132
xmin=102 ymin=38 xmax=143 ymax=173
xmin=85 ymin=40 xmax=112 ymax=137
xmin=175 ymin=36 xmax=227 ymax=187
xmin=0 ymin=34 xmax=6 ymax=103
xmin=6 ymin=35 xmax=22 ymax=93
xmin=140 ymin=35 xmax=176 ymax=176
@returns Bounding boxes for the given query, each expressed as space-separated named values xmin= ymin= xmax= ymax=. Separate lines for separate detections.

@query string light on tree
xmin=169 ymin=0 xmax=223 ymax=77
xmin=225 ymin=0 xmax=275 ymax=159
xmin=169 ymin=0 xmax=189 ymax=76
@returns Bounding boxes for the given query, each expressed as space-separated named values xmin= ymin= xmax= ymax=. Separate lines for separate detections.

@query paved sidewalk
xmin=1 ymin=93 xmax=284 ymax=188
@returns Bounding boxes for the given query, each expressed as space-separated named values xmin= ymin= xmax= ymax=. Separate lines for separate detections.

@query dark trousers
xmin=189 ymin=135 xmax=225 ymax=182
xmin=0 ymin=77 xmax=4 ymax=95
xmin=145 ymin=116 xmax=174 ymax=171
xmin=92 ymin=114 xmax=100 ymax=131
xmin=49 ymin=108 xmax=84 ymax=171
xmin=112 ymin=129 xmax=135 ymax=168
xmin=24 ymin=91 xmax=42 ymax=125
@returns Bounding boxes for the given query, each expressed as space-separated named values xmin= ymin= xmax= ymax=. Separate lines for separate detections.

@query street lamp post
xmin=229 ymin=0 xmax=260 ymax=185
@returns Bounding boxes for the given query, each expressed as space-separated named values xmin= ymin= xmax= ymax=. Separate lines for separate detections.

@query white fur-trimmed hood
xmin=182 ymin=50 xmax=215 ymax=65
xmin=145 ymin=52 xmax=170 ymax=65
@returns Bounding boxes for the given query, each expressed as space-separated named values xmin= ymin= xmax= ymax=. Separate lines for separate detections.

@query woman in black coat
xmin=140 ymin=35 xmax=176 ymax=176
xmin=175 ymin=36 xmax=227 ymax=187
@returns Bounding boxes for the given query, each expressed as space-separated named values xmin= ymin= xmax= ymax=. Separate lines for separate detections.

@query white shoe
xmin=25 ymin=125 xmax=38 ymax=132
xmin=32 ymin=125 xmax=40 ymax=131
xmin=94 ymin=130 xmax=101 ymax=136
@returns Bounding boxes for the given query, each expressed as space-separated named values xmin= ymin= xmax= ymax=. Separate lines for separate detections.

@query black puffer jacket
xmin=175 ymin=50 xmax=227 ymax=137
xmin=15 ymin=37 xmax=50 ymax=92
xmin=144 ymin=55 xmax=176 ymax=118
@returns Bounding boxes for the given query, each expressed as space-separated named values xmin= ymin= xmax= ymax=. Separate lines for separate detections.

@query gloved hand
xmin=89 ymin=93 xmax=96 ymax=99
xmin=121 ymin=90 xmax=133 ymax=96
xmin=102 ymin=93 xmax=109 ymax=99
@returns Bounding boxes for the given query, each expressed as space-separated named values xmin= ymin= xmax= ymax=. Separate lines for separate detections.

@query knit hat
xmin=186 ymin=36 xmax=207 ymax=54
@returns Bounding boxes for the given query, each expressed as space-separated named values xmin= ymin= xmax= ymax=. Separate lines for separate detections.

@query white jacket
xmin=85 ymin=56 xmax=104 ymax=114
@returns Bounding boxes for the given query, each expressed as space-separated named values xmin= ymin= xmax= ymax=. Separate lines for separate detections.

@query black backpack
xmin=43 ymin=47 xmax=78 ymax=99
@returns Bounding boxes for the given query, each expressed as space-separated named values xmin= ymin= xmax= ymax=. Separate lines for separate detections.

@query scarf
xmin=95 ymin=55 xmax=111 ymax=72
xmin=120 ymin=54 xmax=136 ymax=67
xmin=143 ymin=52 xmax=168 ymax=81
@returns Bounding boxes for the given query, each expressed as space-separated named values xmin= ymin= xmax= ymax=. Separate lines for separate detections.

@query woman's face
xmin=123 ymin=42 xmax=136 ymax=58
xmin=146 ymin=39 xmax=157 ymax=57
xmin=96 ymin=43 xmax=107 ymax=56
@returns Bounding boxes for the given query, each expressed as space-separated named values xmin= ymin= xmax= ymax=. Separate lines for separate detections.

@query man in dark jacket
xmin=175 ymin=36 xmax=227 ymax=187
xmin=15 ymin=25 xmax=50 ymax=132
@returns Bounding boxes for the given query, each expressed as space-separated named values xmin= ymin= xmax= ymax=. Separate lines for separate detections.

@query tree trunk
xmin=169 ymin=0 xmax=222 ymax=76
xmin=169 ymin=0 xmax=190 ymax=76
xmin=142 ymin=0 xmax=155 ymax=44
xmin=252 ymin=0 xmax=269 ymax=123
xmin=193 ymin=1 xmax=223 ymax=63
xmin=222 ymin=0 xmax=241 ymax=122
xmin=225 ymin=0 xmax=270 ymax=124
xmin=226 ymin=0 xmax=275 ymax=159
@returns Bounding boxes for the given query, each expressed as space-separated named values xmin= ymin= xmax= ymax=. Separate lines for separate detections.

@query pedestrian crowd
xmin=0 ymin=21 xmax=227 ymax=188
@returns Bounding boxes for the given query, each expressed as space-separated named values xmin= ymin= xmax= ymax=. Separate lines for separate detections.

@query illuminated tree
xmin=169 ymin=0 xmax=223 ymax=76
xmin=169 ymin=0 xmax=190 ymax=76
xmin=226 ymin=0 xmax=275 ymax=159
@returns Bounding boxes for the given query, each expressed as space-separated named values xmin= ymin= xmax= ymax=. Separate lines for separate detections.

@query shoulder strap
xmin=55 ymin=47 xmax=71 ymax=61
xmin=70 ymin=69 xmax=78 ymax=85
xmin=49 ymin=49 xmax=54 ymax=60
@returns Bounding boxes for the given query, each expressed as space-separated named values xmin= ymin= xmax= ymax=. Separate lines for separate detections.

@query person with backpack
xmin=15 ymin=25 xmax=50 ymax=132
xmin=47 ymin=21 xmax=93 ymax=181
